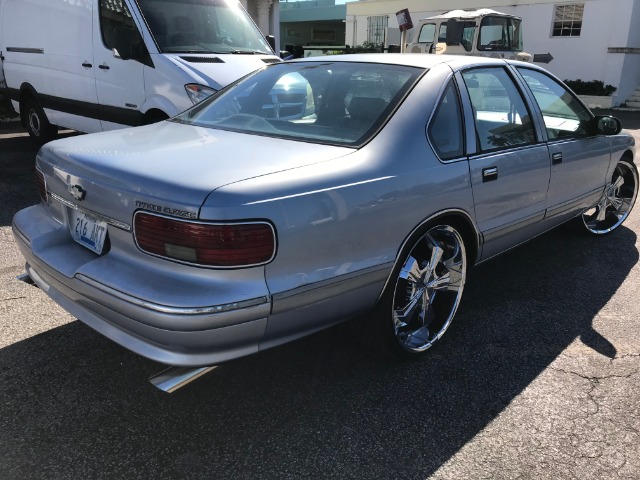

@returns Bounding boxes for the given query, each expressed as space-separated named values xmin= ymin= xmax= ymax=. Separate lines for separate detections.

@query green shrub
xmin=564 ymin=79 xmax=617 ymax=96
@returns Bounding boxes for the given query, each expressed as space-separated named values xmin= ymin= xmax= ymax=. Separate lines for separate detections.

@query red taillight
xmin=134 ymin=212 xmax=276 ymax=267
xmin=35 ymin=168 xmax=48 ymax=203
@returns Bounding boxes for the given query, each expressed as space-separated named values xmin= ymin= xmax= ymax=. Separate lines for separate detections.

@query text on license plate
xmin=69 ymin=210 xmax=108 ymax=254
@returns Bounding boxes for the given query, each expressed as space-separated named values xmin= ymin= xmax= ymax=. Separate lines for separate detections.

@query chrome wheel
xmin=392 ymin=225 xmax=467 ymax=353
xmin=583 ymin=160 xmax=638 ymax=234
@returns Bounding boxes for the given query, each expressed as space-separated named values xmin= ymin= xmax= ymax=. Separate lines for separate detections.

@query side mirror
xmin=593 ymin=115 xmax=622 ymax=135
xmin=446 ymin=19 xmax=463 ymax=46
xmin=266 ymin=35 xmax=276 ymax=53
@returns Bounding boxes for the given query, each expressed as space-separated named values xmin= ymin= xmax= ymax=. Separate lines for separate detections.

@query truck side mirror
xmin=446 ymin=19 xmax=463 ymax=46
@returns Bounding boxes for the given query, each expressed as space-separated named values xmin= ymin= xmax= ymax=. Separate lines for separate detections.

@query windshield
xmin=478 ymin=16 xmax=523 ymax=52
xmin=173 ymin=62 xmax=423 ymax=146
xmin=136 ymin=0 xmax=272 ymax=54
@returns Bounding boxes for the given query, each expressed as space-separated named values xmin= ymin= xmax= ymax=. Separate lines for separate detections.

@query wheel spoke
xmin=393 ymin=285 xmax=426 ymax=329
xmin=612 ymin=175 xmax=625 ymax=191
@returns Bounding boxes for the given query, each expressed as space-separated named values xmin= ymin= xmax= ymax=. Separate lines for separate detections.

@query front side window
xmin=428 ymin=81 xmax=464 ymax=160
xmin=100 ymin=0 xmax=141 ymax=51
xmin=552 ymin=3 xmax=584 ymax=37
xmin=517 ymin=68 xmax=591 ymax=140
xmin=174 ymin=62 xmax=423 ymax=146
xmin=137 ymin=0 xmax=271 ymax=54
xmin=462 ymin=67 xmax=536 ymax=152
xmin=461 ymin=23 xmax=476 ymax=52
xmin=418 ymin=23 xmax=436 ymax=43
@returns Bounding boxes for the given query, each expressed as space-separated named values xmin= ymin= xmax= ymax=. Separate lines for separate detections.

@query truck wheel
xmin=24 ymin=97 xmax=58 ymax=144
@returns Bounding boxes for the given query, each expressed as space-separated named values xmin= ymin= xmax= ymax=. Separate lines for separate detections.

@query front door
xmin=516 ymin=67 xmax=611 ymax=222
xmin=94 ymin=0 xmax=146 ymax=130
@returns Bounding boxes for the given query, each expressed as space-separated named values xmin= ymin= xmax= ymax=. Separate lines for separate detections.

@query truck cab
xmin=407 ymin=9 xmax=531 ymax=62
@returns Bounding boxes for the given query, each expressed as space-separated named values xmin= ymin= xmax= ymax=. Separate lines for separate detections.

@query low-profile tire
xmin=370 ymin=223 xmax=468 ymax=359
xmin=23 ymin=97 xmax=58 ymax=145
xmin=582 ymin=159 xmax=638 ymax=234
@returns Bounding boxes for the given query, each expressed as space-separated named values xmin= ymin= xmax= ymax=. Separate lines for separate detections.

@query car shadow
xmin=0 ymin=219 xmax=637 ymax=479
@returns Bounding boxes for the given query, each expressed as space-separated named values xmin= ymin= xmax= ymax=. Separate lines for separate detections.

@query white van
xmin=0 ymin=0 xmax=281 ymax=143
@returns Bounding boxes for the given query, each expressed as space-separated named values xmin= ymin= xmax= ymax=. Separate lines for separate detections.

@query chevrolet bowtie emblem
xmin=68 ymin=184 xmax=86 ymax=201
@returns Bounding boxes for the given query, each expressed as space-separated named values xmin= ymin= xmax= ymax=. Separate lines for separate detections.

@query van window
xmin=137 ymin=0 xmax=272 ymax=54
xmin=99 ymin=0 xmax=141 ymax=51
xmin=418 ymin=23 xmax=436 ymax=43
xmin=478 ymin=16 xmax=523 ymax=52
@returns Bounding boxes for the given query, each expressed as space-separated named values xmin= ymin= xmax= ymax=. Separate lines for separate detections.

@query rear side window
xmin=517 ymin=68 xmax=592 ymax=140
xmin=428 ymin=81 xmax=464 ymax=160
xmin=462 ymin=67 xmax=536 ymax=152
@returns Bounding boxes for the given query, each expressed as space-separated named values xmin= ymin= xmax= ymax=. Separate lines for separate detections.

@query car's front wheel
xmin=582 ymin=159 xmax=638 ymax=234
xmin=372 ymin=223 xmax=468 ymax=358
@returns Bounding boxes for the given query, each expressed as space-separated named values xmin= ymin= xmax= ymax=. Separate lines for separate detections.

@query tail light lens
xmin=134 ymin=212 xmax=276 ymax=267
xmin=35 ymin=168 xmax=48 ymax=203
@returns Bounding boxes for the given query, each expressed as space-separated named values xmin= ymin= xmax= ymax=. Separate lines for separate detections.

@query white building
xmin=345 ymin=0 xmax=640 ymax=106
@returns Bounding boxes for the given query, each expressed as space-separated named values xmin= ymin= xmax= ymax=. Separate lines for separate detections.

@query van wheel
xmin=142 ymin=111 xmax=169 ymax=125
xmin=24 ymin=97 xmax=58 ymax=144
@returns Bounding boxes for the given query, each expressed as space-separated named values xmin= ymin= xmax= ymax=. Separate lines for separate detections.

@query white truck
xmin=0 ymin=0 xmax=281 ymax=143
xmin=407 ymin=9 xmax=531 ymax=62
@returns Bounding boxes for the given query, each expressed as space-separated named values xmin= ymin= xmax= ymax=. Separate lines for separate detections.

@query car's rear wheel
xmin=372 ymin=223 xmax=468 ymax=358
xmin=582 ymin=159 xmax=638 ymax=234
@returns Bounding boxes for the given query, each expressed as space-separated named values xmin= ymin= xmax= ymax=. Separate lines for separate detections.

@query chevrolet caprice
xmin=13 ymin=55 xmax=637 ymax=380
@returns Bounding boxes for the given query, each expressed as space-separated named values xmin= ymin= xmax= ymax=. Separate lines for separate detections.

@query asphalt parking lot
xmin=1 ymin=114 xmax=639 ymax=479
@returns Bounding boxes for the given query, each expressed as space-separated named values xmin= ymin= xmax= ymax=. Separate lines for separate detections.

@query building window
xmin=286 ymin=28 xmax=302 ymax=38
xmin=367 ymin=16 xmax=388 ymax=45
xmin=552 ymin=3 xmax=584 ymax=37
xmin=312 ymin=29 xmax=336 ymax=42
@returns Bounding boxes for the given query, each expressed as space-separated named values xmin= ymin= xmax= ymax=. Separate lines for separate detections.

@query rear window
xmin=174 ymin=62 xmax=423 ymax=146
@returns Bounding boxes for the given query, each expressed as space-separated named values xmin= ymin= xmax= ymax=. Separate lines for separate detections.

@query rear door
xmin=94 ymin=0 xmax=146 ymax=130
xmin=458 ymin=66 xmax=551 ymax=260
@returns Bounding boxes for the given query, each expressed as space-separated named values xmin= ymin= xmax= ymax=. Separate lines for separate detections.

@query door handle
xmin=99 ymin=64 xmax=110 ymax=70
xmin=82 ymin=62 xmax=92 ymax=68
xmin=552 ymin=152 xmax=562 ymax=165
xmin=482 ymin=167 xmax=498 ymax=182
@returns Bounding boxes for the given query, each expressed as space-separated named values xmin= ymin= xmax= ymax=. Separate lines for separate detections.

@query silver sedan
xmin=12 ymin=54 xmax=637 ymax=372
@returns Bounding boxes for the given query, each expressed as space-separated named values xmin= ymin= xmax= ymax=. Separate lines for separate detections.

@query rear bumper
xmin=12 ymin=205 xmax=270 ymax=367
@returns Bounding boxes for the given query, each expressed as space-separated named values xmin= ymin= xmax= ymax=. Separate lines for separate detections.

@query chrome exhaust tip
xmin=149 ymin=365 xmax=218 ymax=393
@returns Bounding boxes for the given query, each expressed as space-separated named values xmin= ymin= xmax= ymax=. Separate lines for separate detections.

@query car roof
xmin=287 ymin=53 xmax=526 ymax=71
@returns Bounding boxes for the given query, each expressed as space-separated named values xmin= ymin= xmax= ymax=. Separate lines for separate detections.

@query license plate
xmin=69 ymin=209 xmax=108 ymax=254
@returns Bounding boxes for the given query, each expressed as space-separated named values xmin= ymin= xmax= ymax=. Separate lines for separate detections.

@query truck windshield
xmin=136 ymin=0 xmax=272 ymax=54
xmin=477 ymin=16 xmax=523 ymax=52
